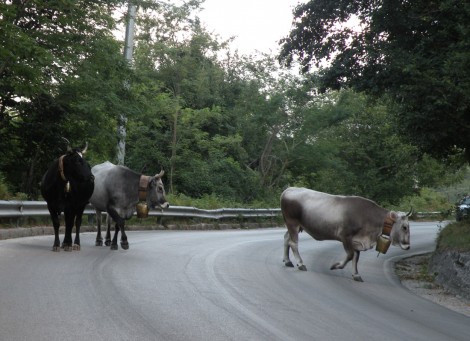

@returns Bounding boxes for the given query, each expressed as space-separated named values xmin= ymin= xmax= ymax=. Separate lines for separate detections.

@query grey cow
xmin=281 ymin=187 xmax=411 ymax=282
xmin=90 ymin=161 xmax=169 ymax=250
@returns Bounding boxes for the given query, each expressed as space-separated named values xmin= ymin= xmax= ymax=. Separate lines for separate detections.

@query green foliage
xmin=436 ymin=221 xmax=470 ymax=252
xmin=391 ymin=188 xmax=454 ymax=214
xmin=166 ymin=188 xmax=281 ymax=209
xmin=0 ymin=0 xmax=466 ymax=208
xmin=285 ymin=90 xmax=412 ymax=203
xmin=0 ymin=0 xmax=128 ymax=198
xmin=0 ymin=174 xmax=11 ymax=200
xmin=436 ymin=166 xmax=470 ymax=204
xmin=280 ymin=0 xmax=470 ymax=165
xmin=166 ymin=192 xmax=279 ymax=210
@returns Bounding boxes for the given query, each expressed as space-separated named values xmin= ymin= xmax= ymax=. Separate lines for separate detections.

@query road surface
xmin=0 ymin=222 xmax=468 ymax=340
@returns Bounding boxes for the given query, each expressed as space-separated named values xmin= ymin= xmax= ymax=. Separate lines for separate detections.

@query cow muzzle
xmin=400 ymin=243 xmax=410 ymax=250
xmin=159 ymin=202 xmax=170 ymax=209
xmin=150 ymin=202 xmax=169 ymax=210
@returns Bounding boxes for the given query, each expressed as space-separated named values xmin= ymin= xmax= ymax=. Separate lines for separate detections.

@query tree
xmin=317 ymin=96 xmax=417 ymax=203
xmin=283 ymin=89 xmax=463 ymax=204
xmin=279 ymin=0 xmax=470 ymax=164
xmin=0 ymin=0 xmax=129 ymax=197
xmin=135 ymin=1 xmax=212 ymax=185
xmin=0 ymin=0 xmax=126 ymax=123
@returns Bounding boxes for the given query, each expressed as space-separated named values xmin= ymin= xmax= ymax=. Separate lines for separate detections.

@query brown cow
xmin=281 ymin=187 xmax=411 ymax=282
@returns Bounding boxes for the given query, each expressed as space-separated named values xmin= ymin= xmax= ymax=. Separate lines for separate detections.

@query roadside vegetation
xmin=436 ymin=220 xmax=470 ymax=252
xmin=1 ymin=1 xmax=469 ymax=249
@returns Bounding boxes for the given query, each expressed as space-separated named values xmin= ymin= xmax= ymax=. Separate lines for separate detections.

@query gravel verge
xmin=395 ymin=253 xmax=470 ymax=317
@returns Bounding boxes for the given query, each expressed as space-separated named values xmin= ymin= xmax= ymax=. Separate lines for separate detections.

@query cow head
xmin=389 ymin=209 xmax=412 ymax=250
xmin=62 ymin=142 xmax=94 ymax=183
xmin=147 ymin=170 xmax=169 ymax=209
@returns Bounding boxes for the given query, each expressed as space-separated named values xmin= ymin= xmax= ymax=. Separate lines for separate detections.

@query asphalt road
xmin=0 ymin=222 xmax=468 ymax=341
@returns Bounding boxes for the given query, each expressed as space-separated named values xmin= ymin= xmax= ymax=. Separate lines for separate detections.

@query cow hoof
xmin=73 ymin=244 xmax=80 ymax=251
xmin=352 ymin=275 xmax=364 ymax=282
xmin=105 ymin=240 xmax=111 ymax=247
xmin=110 ymin=244 xmax=118 ymax=250
xmin=95 ymin=240 xmax=103 ymax=246
xmin=298 ymin=265 xmax=307 ymax=271
xmin=330 ymin=262 xmax=341 ymax=270
xmin=284 ymin=261 xmax=294 ymax=267
xmin=52 ymin=246 xmax=60 ymax=252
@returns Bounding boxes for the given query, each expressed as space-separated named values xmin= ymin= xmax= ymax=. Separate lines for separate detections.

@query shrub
xmin=436 ymin=221 xmax=470 ymax=252
xmin=390 ymin=187 xmax=453 ymax=213
xmin=0 ymin=174 xmax=12 ymax=200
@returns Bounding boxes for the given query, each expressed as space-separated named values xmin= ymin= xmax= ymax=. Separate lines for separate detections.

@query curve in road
xmin=0 ymin=222 xmax=468 ymax=340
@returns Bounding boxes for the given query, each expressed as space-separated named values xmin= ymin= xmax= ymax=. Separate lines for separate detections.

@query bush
xmin=0 ymin=174 xmax=11 ymax=200
xmin=166 ymin=191 xmax=280 ymax=209
xmin=390 ymin=187 xmax=453 ymax=213
xmin=436 ymin=221 xmax=470 ymax=252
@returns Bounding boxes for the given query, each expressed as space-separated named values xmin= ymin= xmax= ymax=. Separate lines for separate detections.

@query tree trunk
xmin=169 ymin=107 xmax=179 ymax=194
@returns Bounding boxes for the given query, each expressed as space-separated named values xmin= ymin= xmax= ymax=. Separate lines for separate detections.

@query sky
xmin=197 ymin=0 xmax=306 ymax=56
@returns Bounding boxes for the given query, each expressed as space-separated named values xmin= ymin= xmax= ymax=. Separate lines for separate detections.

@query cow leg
xmin=330 ymin=241 xmax=364 ymax=282
xmin=95 ymin=210 xmax=103 ymax=246
xmin=120 ymin=224 xmax=129 ymax=250
xmin=284 ymin=225 xmax=306 ymax=271
xmin=95 ymin=211 xmax=111 ymax=246
xmin=331 ymin=242 xmax=364 ymax=281
xmin=105 ymin=214 xmax=112 ymax=246
xmin=48 ymin=207 xmax=61 ymax=252
xmin=107 ymin=209 xmax=128 ymax=250
xmin=283 ymin=231 xmax=294 ymax=267
xmin=110 ymin=222 xmax=120 ymax=250
xmin=351 ymin=251 xmax=363 ymax=282
xmin=73 ymin=205 xmax=86 ymax=251
xmin=330 ymin=241 xmax=355 ymax=271
xmin=62 ymin=208 xmax=74 ymax=251
xmin=107 ymin=209 xmax=123 ymax=250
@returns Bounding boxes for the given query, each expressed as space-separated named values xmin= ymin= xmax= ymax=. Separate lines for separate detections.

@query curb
xmin=0 ymin=222 xmax=280 ymax=241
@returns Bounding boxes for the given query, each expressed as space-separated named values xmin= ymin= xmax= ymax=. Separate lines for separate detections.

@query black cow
xmin=40 ymin=141 xmax=94 ymax=251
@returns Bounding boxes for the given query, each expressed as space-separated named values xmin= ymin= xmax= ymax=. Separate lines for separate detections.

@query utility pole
xmin=117 ymin=2 xmax=137 ymax=165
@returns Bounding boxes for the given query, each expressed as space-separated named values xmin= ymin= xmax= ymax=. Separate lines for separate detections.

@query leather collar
xmin=58 ymin=155 xmax=67 ymax=181
xmin=382 ymin=211 xmax=397 ymax=236
xmin=139 ymin=175 xmax=150 ymax=201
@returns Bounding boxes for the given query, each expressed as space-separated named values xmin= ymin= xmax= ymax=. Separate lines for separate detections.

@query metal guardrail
xmin=0 ymin=200 xmax=281 ymax=220
xmin=0 ymin=200 xmax=450 ymax=221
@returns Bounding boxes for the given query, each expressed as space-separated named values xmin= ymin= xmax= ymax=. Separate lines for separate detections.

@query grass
xmin=395 ymin=254 xmax=437 ymax=282
xmin=436 ymin=220 xmax=470 ymax=252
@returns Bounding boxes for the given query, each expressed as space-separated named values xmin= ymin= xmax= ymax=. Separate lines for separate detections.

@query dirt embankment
xmin=395 ymin=252 xmax=470 ymax=317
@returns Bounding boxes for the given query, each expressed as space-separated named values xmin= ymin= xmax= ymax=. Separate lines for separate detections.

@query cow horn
xmin=81 ymin=142 xmax=88 ymax=154
xmin=155 ymin=169 xmax=164 ymax=178
xmin=62 ymin=137 xmax=72 ymax=152
xmin=406 ymin=207 xmax=413 ymax=217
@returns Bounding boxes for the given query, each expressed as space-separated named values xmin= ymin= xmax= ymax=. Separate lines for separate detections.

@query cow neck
xmin=139 ymin=175 xmax=150 ymax=201
xmin=58 ymin=155 xmax=67 ymax=181
xmin=382 ymin=211 xmax=396 ymax=236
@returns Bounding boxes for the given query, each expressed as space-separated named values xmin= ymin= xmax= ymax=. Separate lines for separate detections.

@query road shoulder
xmin=395 ymin=253 xmax=470 ymax=317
